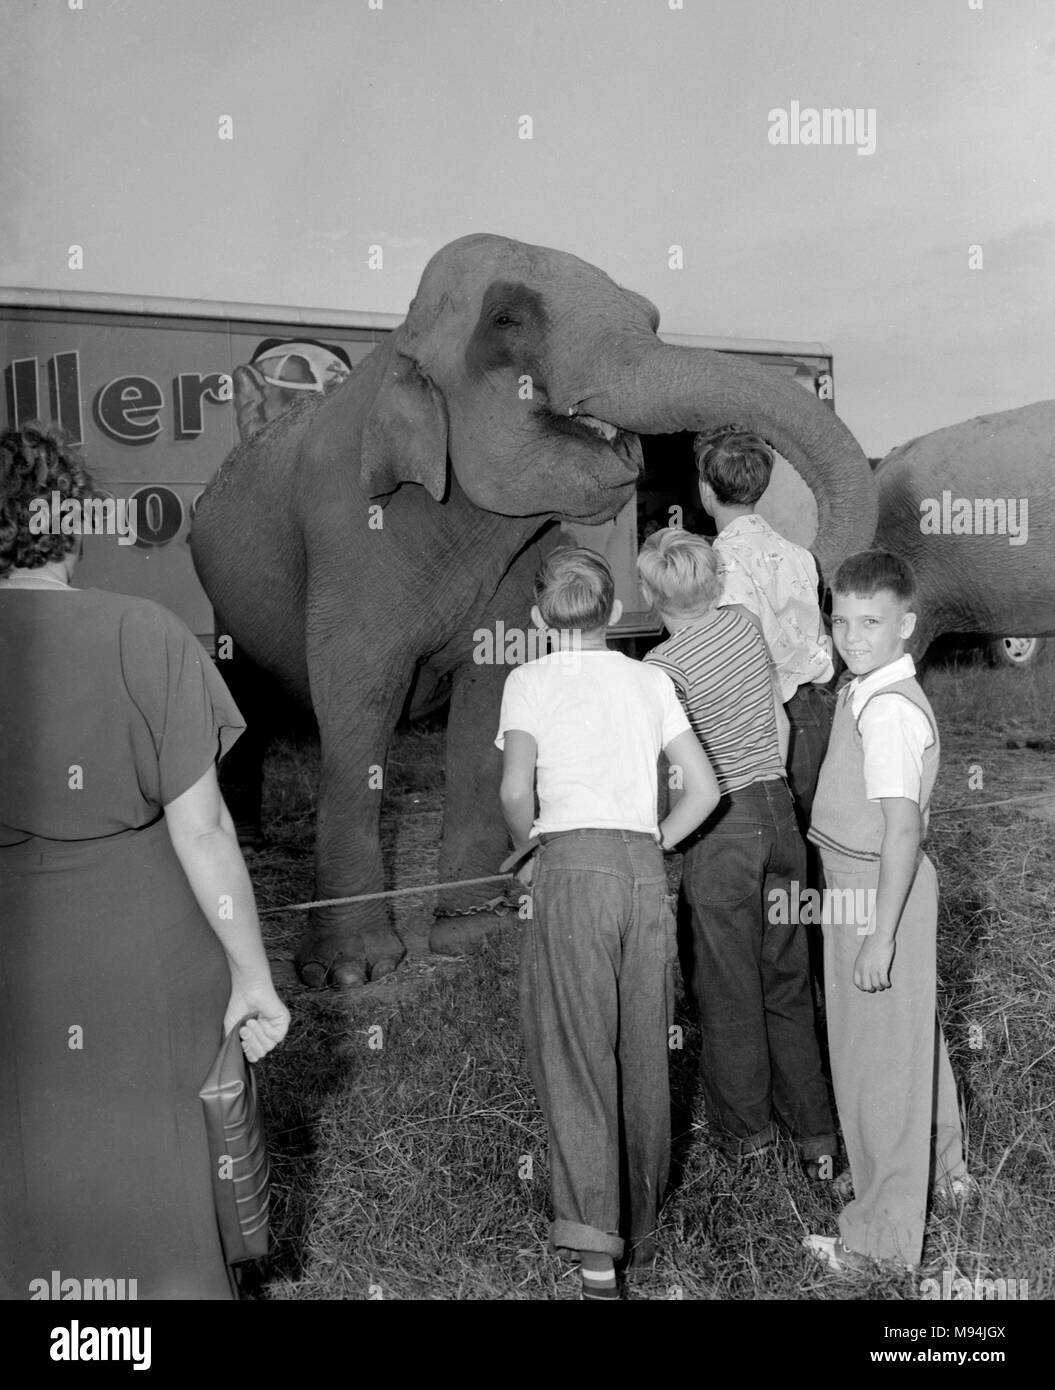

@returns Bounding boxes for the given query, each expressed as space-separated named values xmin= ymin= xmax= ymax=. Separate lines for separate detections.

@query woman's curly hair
xmin=0 ymin=422 xmax=96 ymax=577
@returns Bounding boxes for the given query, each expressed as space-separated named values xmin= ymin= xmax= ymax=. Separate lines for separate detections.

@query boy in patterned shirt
xmin=695 ymin=427 xmax=835 ymax=830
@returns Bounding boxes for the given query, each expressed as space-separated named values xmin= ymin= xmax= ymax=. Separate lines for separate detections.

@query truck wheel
xmin=987 ymin=636 xmax=1047 ymax=669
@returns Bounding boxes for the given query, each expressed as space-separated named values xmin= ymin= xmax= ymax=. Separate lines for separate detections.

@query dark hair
xmin=0 ymin=422 xmax=96 ymax=578
xmin=534 ymin=546 xmax=615 ymax=631
xmin=694 ymin=427 xmax=774 ymax=506
xmin=832 ymin=550 xmax=918 ymax=609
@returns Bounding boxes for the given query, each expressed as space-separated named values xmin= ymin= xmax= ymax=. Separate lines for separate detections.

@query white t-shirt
xmin=495 ymin=650 xmax=691 ymax=836
xmin=848 ymin=654 xmax=934 ymax=802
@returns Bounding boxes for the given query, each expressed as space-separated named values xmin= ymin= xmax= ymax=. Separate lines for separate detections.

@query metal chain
xmin=441 ymin=892 xmax=522 ymax=918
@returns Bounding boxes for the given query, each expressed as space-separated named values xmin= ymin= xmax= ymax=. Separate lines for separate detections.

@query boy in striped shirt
xmin=639 ymin=528 xmax=835 ymax=1170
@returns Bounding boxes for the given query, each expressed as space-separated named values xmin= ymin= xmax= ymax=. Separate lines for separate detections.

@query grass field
xmin=246 ymin=656 xmax=1055 ymax=1301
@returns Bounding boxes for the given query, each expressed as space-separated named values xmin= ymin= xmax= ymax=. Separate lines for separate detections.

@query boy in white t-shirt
xmin=497 ymin=547 xmax=719 ymax=1299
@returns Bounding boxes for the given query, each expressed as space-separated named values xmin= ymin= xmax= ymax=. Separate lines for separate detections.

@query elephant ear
xmin=232 ymin=363 xmax=269 ymax=441
xmin=360 ymin=345 xmax=449 ymax=502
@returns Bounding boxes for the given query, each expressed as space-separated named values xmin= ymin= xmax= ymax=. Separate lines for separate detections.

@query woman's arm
xmin=164 ymin=765 xmax=290 ymax=1060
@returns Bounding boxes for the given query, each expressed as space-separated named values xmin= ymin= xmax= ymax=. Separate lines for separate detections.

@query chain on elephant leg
xmin=429 ymin=891 xmax=519 ymax=957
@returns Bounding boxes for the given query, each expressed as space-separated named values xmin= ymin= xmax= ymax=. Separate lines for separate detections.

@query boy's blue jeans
xmin=680 ymin=778 xmax=836 ymax=1159
xmin=784 ymin=683 xmax=836 ymax=828
xmin=519 ymin=829 xmax=675 ymax=1262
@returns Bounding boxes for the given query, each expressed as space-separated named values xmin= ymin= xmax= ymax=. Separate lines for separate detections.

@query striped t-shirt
xmin=644 ymin=608 xmax=784 ymax=795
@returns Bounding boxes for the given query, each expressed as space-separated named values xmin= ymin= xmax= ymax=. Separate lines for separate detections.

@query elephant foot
xmin=296 ymin=927 xmax=405 ymax=989
xmin=328 ymin=958 xmax=369 ymax=990
xmin=429 ymin=914 xmax=500 ymax=957
xmin=363 ymin=929 xmax=406 ymax=984
xmin=296 ymin=957 xmax=339 ymax=990
xmin=325 ymin=952 xmax=401 ymax=988
xmin=295 ymin=954 xmax=370 ymax=989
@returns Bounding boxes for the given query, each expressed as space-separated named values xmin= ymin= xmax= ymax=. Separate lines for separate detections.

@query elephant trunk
xmin=590 ymin=343 xmax=877 ymax=574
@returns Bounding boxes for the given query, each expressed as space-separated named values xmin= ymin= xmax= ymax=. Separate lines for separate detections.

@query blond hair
xmin=534 ymin=546 xmax=615 ymax=631
xmin=637 ymin=528 xmax=721 ymax=618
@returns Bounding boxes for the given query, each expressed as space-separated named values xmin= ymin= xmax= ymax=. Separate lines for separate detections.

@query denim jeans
xmin=680 ymin=778 xmax=835 ymax=1159
xmin=785 ymin=682 xmax=836 ymax=829
xmin=785 ymin=682 xmax=836 ymax=989
xmin=519 ymin=829 xmax=675 ymax=1261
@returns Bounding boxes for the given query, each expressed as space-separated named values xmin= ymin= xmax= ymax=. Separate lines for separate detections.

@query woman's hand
xmin=224 ymin=981 xmax=291 ymax=1062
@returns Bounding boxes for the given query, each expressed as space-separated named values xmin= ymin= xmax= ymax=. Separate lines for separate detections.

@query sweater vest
xmin=808 ymin=676 xmax=939 ymax=862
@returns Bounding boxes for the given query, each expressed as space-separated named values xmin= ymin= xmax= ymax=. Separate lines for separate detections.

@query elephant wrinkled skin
xmin=191 ymin=233 xmax=876 ymax=988
xmin=874 ymin=400 xmax=1055 ymax=660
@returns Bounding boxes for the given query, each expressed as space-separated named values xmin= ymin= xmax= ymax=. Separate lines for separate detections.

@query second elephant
xmin=874 ymin=399 xmax=1054 ymax=659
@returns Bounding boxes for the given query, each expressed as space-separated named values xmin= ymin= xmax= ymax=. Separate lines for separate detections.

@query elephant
xmin=873 ymin=400 xmax=1055 ymax=661
xmin=190 ymin=232 xmax=876 ymax=988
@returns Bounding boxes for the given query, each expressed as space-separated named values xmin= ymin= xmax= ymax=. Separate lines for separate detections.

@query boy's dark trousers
xmin=784 ymin=682 xmax=836 ymax=828
xmin=784 ymin=681 xmax=836 ymax=996
xmin=519 ymin=829 xmax=675 ymax=1263
xmin=680 ymin=778 xmax=836 ymax=1158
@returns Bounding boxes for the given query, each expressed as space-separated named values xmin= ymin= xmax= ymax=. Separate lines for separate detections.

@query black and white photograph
xmin=1 ymin=0 xmax=1051 ymax=1352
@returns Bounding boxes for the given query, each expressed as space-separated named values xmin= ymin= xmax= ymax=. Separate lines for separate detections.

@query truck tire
xmin=987 ymin=636 xmax=1047 ymax=669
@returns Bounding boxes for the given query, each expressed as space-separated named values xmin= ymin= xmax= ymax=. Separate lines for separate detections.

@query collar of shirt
xmin=847 ymin=652 xmax=917 ymax=719
xmin=715 ymin=513 xmax=772 ymax=543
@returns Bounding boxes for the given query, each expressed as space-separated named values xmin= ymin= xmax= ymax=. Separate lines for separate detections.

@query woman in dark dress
xmin=0 ymin=423 xmax=290 ymax=1300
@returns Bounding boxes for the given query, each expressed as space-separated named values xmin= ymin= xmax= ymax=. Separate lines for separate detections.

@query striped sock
xmin=579 ymin=1253 xmax=618 ymax=1301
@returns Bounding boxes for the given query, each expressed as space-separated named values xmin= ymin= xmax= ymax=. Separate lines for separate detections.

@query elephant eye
xmin=493 ymin=311 xmax=518 ymax=329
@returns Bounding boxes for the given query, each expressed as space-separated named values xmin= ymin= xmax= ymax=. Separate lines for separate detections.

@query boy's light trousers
xmin=821 ymin=849 xmax=965 ymax=1266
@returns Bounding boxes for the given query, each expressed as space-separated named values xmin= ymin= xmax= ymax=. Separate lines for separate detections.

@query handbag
xmin=199 ymin=1015 xmax=271 ymax=1264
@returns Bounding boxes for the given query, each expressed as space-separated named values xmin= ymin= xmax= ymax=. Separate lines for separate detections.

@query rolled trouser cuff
xmin=551 ymin=1219 xmax=624 ymax=1260
xmin=798 ymin=1133 xmax=839 ymax=1162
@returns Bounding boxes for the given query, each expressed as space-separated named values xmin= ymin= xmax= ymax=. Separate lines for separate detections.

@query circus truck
xmin=0 ymin=289 xmax=839 ymax=657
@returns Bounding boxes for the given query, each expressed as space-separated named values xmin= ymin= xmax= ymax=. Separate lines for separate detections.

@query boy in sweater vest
xmin=803 ymin=552 xmax=968 ymax=1273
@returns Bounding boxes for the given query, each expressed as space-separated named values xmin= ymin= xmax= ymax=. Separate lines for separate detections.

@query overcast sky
xmin=2 ymin=0 xmax=1053 ymax=457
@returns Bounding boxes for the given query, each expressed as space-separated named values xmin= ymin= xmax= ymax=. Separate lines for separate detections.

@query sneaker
xmin=932 ymin=1172 xmax=979 ymax=1211
xmin=802 ymin=1155 xmax=854 ymax=1197
xmin=832 ymin=1169 xmax=855 ymax=1202
xmin=802 ymin=1234 xmax=873 ymax=1274
xmin=803 ymin=1153 xmax=836 ymax=1181
xmin=804 ymin=1234 xmax=916 ymax=1276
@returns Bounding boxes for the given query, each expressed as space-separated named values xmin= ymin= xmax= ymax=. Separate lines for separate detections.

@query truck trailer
xmin=1 ymin=289 xmax=836 ymax=651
